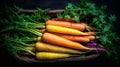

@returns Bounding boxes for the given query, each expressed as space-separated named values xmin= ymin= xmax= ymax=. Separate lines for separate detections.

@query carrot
xmin=37 ymin=37 xmax=42 ymax=41
xmin=51 ymin=18 xmax=75 ymax=22
xmin=20 ymin=46 xmax=35 ymax=56
xmin=36 ymin=42 xmax=85 ymax=54
xmin=46 ymin=25 xmax=88 ymax=35
xmin=52 ymin=33 xmax=90 ymax=42
xmin=36 ymin=52 xmax=71 ymax=60
xmin=46 ymin=20 xmax=86 ymax=31
xmin=25 ymin=46 xmax=35 ymax=52
xmin=84 ymin=32 xmax=97 ymax=35
xmin=39 ymin=29 xmax=46 ymax=33
xmin=83 ymin=32 xmax=96 ymax=40
xmin=84 ymin=36 xmax=96 ymax=41
xmin=42 ymin=32 xmax=92 ymax=51
xmin=51 ymin=18 xmax=60 ymax=21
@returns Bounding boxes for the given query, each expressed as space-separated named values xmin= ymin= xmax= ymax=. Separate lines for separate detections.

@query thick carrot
xmin=36 ymin=42 xmax=85 ymax=54
xmin=53 ymin=33 xmax=90 ymax=42
xmin=46 ymin=20 xmax=86 ymax=31
xmin=42 ymin=32 xmax=92 ymax=51
xmin=36 ymin=52 xmax=71 ymax=60
xmin=46 ymin=25 xmax=88 ymax=35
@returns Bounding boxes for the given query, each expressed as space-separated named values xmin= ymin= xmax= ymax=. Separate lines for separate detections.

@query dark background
xmin=0 ymin=0 xmax=120 ymax=66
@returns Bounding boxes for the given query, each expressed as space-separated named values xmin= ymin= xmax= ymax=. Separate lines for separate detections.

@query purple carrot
xmin=86 ymin=42 xmax=98 ymax=48
xmin=91 ymin=47 xmax=106 ymax=53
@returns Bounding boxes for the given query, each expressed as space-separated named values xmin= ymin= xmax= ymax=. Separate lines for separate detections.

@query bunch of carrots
xmin=1 ymin=7 xmax=106 ymax=60
xmin=2 ymin=1 xmax=119 ymax=63
xmin=24 ymin=19 xmax=106 ymax=60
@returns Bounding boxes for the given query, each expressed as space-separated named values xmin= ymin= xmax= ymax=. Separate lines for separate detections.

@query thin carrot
xmin=46 ymin=20 xmax=86 ymax=31
xmin=25 ymin=46 xmax=35 ymax=52
xmin=36 ymin=52 xmax=71 ymax=60
xmin=83 ymin=32 xmax=96 ymax=40
xmin=51 ymin=18 xmax=75 ymax=22
xmin=20 ymin=46 xmax=35 ymax=56
xmin=52 ymin=33 xmax=90 ymax=42
xmin=83 ymin=36 xmax=96 ymax=41
xmin=51 ymin=18 xmax=60 ymax=21
xmin=39 ymin=29 xmax=46 ymax=33
xmin=42 ymin=32 xmax=92 ymax=51
xmin=84 ymin=32 xmax=97 ymax=35
xmin=46 ymin=25 xmax=88 ymax=35
xmin=36 ymin=42 xmax=85 ymax=54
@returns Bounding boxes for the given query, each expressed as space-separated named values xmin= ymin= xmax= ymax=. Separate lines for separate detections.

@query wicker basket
xmin=15 ymin=9 xmax=100 ymax=63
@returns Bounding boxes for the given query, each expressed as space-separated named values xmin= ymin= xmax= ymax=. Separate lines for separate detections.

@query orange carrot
xmin=83 ymin=32 xmax=96 ymax=40
xmin=39 ymin=29 xmax=46 ymax=33
xmin=84 ymin=32 xmax=97 ymax=35
xmin=53 ymin=33 xmax=90 ymax=42
xmin=46 ymin=20 xmax=87 ymax=31
xmin=83 ymin=36 xmax=96 ymax=41
xmin=42 ymin=32 xmax=92 ymax=51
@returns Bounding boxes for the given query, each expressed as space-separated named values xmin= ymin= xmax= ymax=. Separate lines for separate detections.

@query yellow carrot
xmin=36 ymin=42 xmax=85 ymax=54
xmin=21 ymin=46 xmax=35 ymax=56
xmin=37 ymin=37 xmax=42 ymax=41
xmin=42 ymin=32 xmax=92 ymax=51
xmin=25 ymin=46 xmax=35 ymax=52
xmin=36 ymin=52 xmax=71 ymax=60
xmin=46 ymin=25 xmax=88 ymax=35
